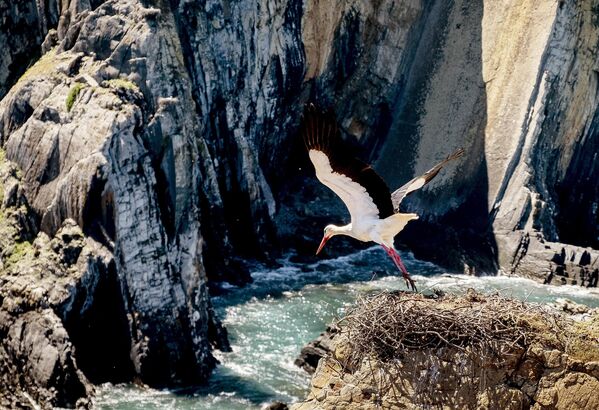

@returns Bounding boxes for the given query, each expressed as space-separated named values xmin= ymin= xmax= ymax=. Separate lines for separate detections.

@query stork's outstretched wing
xmin=391 ymin=148 xmax=464 ymax=211
xmin=301 ymin=104 xmax=394 ymax=221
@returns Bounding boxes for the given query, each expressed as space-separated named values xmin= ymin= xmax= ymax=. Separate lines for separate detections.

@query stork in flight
xmin=301 ymin=104 xmax=463 ymax=291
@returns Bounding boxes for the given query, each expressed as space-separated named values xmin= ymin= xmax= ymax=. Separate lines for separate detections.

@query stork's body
xmin=301 ymin=105 xmax=463 ymax=290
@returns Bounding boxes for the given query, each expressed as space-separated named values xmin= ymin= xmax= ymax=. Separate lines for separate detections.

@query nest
xmin=338 ymin=290 xmax=561 ymax=367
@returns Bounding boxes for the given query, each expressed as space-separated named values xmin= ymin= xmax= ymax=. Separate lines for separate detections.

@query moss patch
xmin=66 ymin=83 xmax=85 ymax=112
xmin=17 ymin=48 xmax=59 ymax=84
xmin=6 ymin=241 xmax=33 ymax=267
xmin=105 ymin=78 xmax=139 ymax=91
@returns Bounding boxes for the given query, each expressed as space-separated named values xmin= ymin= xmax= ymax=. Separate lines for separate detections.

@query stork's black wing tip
xmin=301 ymin=103 xmax=317 ymax=122
xmin=303 ymin=102 xmax=336 ymax=117
xmin=448 ymin=147 xmax=465 ymax=161
xmin=301 ymin=103 xmax=340 ymax=153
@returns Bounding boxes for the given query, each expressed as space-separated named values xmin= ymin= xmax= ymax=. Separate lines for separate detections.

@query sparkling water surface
xmin=94 ymin=247 xmax=599 ymax=409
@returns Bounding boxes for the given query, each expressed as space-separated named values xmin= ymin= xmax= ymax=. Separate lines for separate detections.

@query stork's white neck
xmin=328 ymin=223 xmax=354 ymax=237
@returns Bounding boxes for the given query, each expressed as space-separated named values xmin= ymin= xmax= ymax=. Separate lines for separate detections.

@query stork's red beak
xmin=316 ymin=235 xmax=330 ymax=255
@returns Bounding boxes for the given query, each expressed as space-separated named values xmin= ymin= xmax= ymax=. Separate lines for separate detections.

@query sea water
xmin=94 ymin=247 xmax=599 ymax=409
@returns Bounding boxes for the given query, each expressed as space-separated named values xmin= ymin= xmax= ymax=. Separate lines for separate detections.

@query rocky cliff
xmin=374 ymin=0 xmax=599 ymax=281
xmin=281 ymin=0 xmax=599 ymax=282
xmin=1 ymin=0 xmax=599 ymax=407
xmin=292 ymin=292 xmax=599 ymax=409
xmin=1 ymin=0 xmax=234 ymax=405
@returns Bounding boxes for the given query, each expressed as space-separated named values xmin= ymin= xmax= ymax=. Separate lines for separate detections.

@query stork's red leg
xmin=381 ymin=245 xmax=417 ymax=291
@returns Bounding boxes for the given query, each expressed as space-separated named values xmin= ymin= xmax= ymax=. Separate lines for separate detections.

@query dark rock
xmin=0 ymin=309 xmax=92 ymax=409
xmin=0 ymin=0 xmax=56 ymax=99
xmin=264 ymin=402 xmax=289 ymax=410
xmin=295 ymin=325 xmax=338 ymax=374
xmin=0 ymin=216 xmax=101 ymax=407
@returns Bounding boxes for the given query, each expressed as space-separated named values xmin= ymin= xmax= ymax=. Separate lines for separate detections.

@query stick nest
xmin=339 ymin=290 xmax=562 ymax=366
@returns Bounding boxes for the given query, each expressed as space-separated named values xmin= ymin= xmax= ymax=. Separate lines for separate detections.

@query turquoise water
xmin=94 ymin=247 xmax=599 ymax=409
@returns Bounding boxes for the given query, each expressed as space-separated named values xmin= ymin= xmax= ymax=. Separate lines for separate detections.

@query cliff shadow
xmin=375 ymin=0 xmax=498 ymax=273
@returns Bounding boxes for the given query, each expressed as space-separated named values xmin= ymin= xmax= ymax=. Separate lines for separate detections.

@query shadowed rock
xmin=294 ymin=325 xmax=338 ymax=374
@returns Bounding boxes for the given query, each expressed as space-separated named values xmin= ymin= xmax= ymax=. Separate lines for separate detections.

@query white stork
xmin=301 ymin=104 xmax=463 ymax=291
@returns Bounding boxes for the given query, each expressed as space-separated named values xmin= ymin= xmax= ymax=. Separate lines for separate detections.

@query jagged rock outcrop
xmin=294 ymin=325 xmax=337 ymax=374
xmin=0 ymin=0 xmax=232 ymax=401
xmin=1 ymin=151 xmax=115 ymax=407
xmin=292 ymin=292 xmax=599 ymax=409
xmin=503 ymin=231 xmax=599 ymax=286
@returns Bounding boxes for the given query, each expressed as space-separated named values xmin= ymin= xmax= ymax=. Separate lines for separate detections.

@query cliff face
xmin=0 ymin=0 xmax=231 ymax=400
xmin=374 ymin=0 xmax=599 ymax=279
xmin=284 ymin=0 xmax=599 ymax=281
xmin=1 ymin=0 xmax=599 ymax=407
xmin=0 ymin=1 xmax=53 ymax=99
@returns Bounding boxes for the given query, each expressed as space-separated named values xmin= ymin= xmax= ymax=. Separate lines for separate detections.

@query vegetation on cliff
xmin=65 ymin=83 xmax=85 ymax=112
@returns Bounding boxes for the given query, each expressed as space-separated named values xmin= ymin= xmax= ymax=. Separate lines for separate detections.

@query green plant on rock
xmin=6 ymin=241 xmax=33 ymax=267
xmin=66 ymin=83 xmax=85 ymax=112
xmin=105 ymin=78 xmax=139 ymax=92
